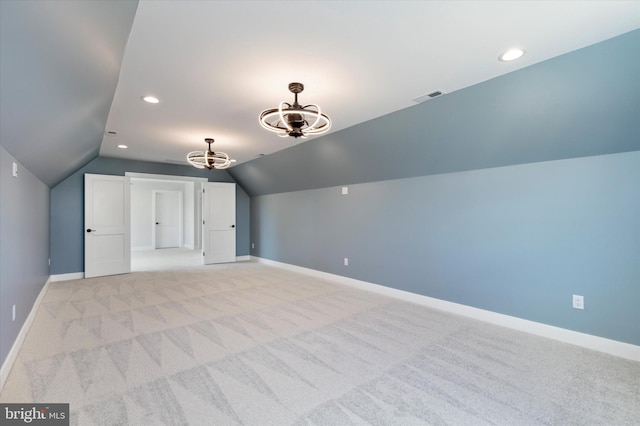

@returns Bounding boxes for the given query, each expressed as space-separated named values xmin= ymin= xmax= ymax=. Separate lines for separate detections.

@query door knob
xmin=156 ymin=222 xmax=160 ymax=225
xmin=86 ymin=229 xmax=95 ymax=233
xmin=230 ymin=224 xmax=235 ymax=228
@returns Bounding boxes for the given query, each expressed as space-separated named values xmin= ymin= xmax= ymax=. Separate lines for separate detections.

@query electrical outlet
xmin=344 ymin=257 xmax=349 ymax=266
xmin=572 ymin=295 xmax=584 ymax=310
xmin=342 ymin=187 xmax=348 ymax=195
xmin=251 ymin=243 xmax=255 ymax=249
xmin=12 ymin=304 xmax=16 ymax=321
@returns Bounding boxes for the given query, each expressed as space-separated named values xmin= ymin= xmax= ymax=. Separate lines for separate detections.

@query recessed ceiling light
xmin=499 ymin=48 xmax=525 ymax=62
xmin=142 ymin=95 xmax=159 ymax=104
xmin=117 ymin=144 xmax=128 ymax=149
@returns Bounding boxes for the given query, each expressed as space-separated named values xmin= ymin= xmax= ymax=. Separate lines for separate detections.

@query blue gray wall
xmin=50 ymin=157 xmax=250 ymax=275
xmin=251 ymin=152 xmax=640 ymax=345
xmin=0 ymin=0 xmax=138 ymax=187
xmin=236 ymin=30 xmax=640 ymax=346
xmin=0 ymin=146 xmax=50 ymax=366
xmin=230 ymin=30 xmax=640 ymax=196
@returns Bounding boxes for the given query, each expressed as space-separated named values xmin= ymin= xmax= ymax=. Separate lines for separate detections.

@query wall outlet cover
xmin=572 ymin=295 xmax=584 ymax=310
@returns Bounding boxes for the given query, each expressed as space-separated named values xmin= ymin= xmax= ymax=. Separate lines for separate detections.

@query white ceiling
xmin=99 ymin=1 xmax=639 ymax=167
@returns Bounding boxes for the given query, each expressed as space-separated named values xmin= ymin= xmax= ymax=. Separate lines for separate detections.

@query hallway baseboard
xmin=50 ymin=272 xmax=84 ymax=282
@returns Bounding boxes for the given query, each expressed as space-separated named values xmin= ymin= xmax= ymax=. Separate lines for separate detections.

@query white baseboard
xmin=252 ymin=256 xmax=640 ymax=362
xmin=50 ymin=272 xmax=84 ymax=282
xmin=236 ymin=255 xmax=251 ymax=262
xmin=0 ymin=277 xmax=52 ymax=392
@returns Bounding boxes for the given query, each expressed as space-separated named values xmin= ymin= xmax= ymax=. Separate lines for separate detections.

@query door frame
xmin=151 ymin=190 xmax=183 ymax=249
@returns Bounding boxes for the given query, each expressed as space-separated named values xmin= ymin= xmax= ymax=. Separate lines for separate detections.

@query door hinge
xmin=203 ymin=220 xmax=205 ymax=225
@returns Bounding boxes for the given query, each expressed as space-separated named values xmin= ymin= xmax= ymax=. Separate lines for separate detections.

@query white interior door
xmin=155 ymin=191 xmax=181 ymax=249
xmin=85 ymin=174 xmax=131 ymax=278
xmin=202 ymin=182 xmax=236 ymax=264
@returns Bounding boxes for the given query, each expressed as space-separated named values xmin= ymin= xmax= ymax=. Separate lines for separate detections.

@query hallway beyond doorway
xmin=131 ymin=248 xmax=201 ymax=271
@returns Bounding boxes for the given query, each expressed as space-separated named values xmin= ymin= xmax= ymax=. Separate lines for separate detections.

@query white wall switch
xmin=344 ymin=257 xmax=349 ymax=266
xmin=342 ymin=187 xmax=348 ymax=195
xmin=12 ymin=162 xmax=18 ymax=178
xmin=12 ymin=304 xmax=16 ymax=321
xmin=572 ymin=294 xmax=584 ymax=310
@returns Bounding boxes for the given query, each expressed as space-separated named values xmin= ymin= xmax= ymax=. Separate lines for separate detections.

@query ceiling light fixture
xmin=499 ymin=48 xmax=525 ymax=62
xmin=259 ymin=82 xmax=331 ymax=138
xmin=142 ymin=95 xmax=159 ymax=104
xmin=186 ymin=138 xmax=231 ymax=169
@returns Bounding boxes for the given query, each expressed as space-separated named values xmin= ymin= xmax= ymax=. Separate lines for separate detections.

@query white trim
xmin=50 ymin=272 xmax=84 ymax=282
xmin=236 ymin=255 xmax=251 ymax=261
xmin=0 ymin=277 xmax=52 ymax=392
xmin=125 ymin=172 xmax=208 ymax=183
xmin=252 ymin=256 xmax=640 ymax=362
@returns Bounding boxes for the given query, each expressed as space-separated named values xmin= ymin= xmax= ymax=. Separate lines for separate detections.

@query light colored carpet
xmin=1 ymin=261 xmax=639 ymax=425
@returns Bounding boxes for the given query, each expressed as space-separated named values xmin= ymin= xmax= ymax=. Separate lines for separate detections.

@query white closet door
xmin=202 ymin=182 xmax=236 ymax=264
xmin=155 ymin=190 xmax=181 ymax=249
xmin=84 ymin=174 xmax=131 ymax=278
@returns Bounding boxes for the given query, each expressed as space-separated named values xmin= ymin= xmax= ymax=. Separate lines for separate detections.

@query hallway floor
xmin=131 ymin=248 xmax=202 ymax=272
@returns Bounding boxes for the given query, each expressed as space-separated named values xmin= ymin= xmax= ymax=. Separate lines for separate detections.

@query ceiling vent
xmin=413 ymin=90 xmax=446 ymax=103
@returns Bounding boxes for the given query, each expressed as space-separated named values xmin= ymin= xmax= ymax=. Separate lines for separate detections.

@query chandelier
xmin=186 ymin=138 xmax=231 ymax=169
xmin=259 ymin=82 xmax=331 ymax=138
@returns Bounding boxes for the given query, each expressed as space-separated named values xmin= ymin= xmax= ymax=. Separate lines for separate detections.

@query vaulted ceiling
xmin=1 ymin=1 xmax=638 ymax=187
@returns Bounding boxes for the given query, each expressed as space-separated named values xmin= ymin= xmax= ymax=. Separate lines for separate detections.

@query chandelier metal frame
xmin=186 ymin=138 xmax=231 ymax=169
xmin=259 ymin=82 xmax=331 ymax=138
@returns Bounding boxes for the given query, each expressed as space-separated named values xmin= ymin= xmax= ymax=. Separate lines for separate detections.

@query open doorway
xmin=127 ymin=172 xmax=207 ymax=271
